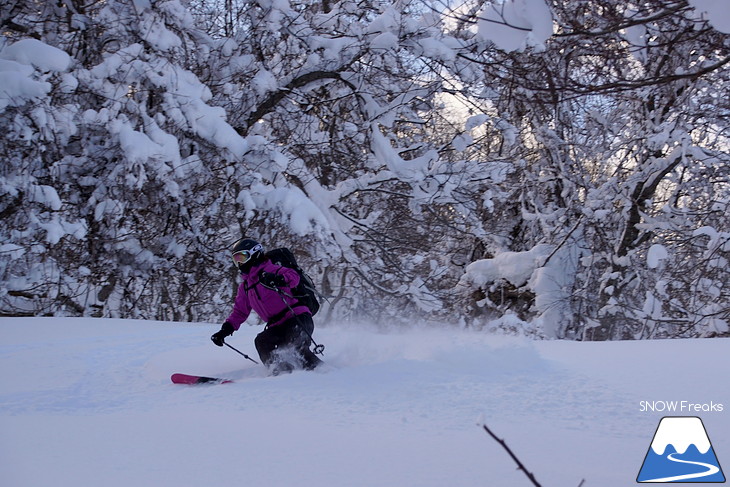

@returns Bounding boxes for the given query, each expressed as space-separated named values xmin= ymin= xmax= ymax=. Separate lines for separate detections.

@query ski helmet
xmin=230 ymin=238 xmax=264 ymax=272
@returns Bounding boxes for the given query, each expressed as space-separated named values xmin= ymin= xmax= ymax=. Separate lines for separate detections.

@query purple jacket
xmin=226 ymin=259 xmax=311 ymax=330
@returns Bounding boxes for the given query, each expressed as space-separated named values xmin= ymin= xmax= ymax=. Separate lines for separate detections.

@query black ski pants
xmin=254 ymin=314 xmax=321 ymax=371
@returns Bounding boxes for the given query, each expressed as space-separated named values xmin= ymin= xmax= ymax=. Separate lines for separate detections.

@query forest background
xmin=1 ymin=0 xmax=728 ymax=340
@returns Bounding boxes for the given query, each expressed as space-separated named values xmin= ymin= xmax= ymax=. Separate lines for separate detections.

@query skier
xmin=211 ymin=238 xmax=322 ymax=374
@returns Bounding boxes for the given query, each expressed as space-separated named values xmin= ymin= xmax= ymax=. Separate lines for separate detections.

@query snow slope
xmin=1 ymin=317 xmax=727 ymax=487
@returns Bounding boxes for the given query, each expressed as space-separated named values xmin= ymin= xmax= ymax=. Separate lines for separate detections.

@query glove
xmin=211 ymin=321 xmax=235 ymax=347
xmin=259 ymin=271 xmax=286 ymax=288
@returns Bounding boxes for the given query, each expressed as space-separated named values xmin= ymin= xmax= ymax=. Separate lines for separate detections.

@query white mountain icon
xmin=651 ymin=417 xmax=712 ymax=455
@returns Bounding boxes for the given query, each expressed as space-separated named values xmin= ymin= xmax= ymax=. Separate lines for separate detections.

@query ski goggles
xmin=231 ymin=244 xmax=262 ymax=265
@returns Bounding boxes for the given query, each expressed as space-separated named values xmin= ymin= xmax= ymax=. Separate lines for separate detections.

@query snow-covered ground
xmin=1 ymin=317 xmax=727 ymax=487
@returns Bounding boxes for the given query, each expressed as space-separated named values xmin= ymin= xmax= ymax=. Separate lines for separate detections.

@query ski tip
xmin=171 ymin=373 xmax=199 ymax=384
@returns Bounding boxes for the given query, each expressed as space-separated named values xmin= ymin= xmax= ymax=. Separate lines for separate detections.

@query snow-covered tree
xmin=451 ymin=0 xmax=730 ymax=338
xmin=1 ymin=0 xmax=249 ymax=319
xmin=1 ymin=0 xmax=727 ymax=339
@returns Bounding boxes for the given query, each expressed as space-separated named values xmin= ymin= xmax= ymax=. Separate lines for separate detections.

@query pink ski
xmin=171 ymin=373 xmax=233 ymax=385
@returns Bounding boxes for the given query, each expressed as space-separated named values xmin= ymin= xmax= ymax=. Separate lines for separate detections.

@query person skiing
xmin=211 ymin=238 xmax=322 ymax=374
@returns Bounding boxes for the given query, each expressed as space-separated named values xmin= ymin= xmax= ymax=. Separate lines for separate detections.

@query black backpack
xmin=266 ymin=248 xmax=321 ymax=316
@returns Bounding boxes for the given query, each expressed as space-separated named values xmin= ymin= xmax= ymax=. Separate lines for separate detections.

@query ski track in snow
xmin=1 ymin=317 xmax=728 ymax=487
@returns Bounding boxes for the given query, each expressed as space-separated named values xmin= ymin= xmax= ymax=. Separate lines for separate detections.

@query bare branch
xmin=481 ymin=424 xmax=543 ymax=487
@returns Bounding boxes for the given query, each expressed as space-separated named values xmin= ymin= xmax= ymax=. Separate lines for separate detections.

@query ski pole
xmin=224 ymin=341 xmax=259 ymax=364
xmin=269 ymin=285 xmax=325 ymax=355
xmin=261 ymin=283 xmax=324 ymax=355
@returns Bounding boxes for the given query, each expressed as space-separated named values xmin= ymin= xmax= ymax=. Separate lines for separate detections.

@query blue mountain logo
xmin=637 ymin=416 xmax=725 ymax=483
